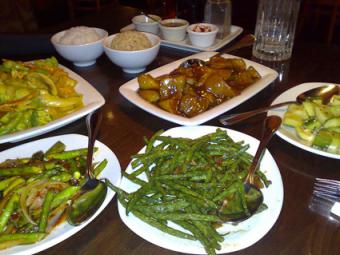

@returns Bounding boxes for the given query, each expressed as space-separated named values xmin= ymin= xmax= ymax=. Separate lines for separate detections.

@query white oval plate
xmin=268 ymin=82 xmax=340 ymax=159
xmin=119 ymin=52 xmax=278 ymax=126
xmin=0 ymin=64 xmax=105 ymax=144
xmin=118 ymin=126 xmax=283 ymax=254
xmin=0 ymin=134 xmax=121 ymax=255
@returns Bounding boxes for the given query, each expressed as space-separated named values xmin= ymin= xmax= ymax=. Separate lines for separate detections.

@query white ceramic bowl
xmin=159 ymin=18 xmax=189 ymax=42
xmin=103 ymin=32 xmax=161 ymax=73
xmin=51 ymin=27 xmax=108 ymax=67
xmin=132 ymin=14 xmax=161 ymax=34
xmin=187 ymin=23 xmax=218 ymax=47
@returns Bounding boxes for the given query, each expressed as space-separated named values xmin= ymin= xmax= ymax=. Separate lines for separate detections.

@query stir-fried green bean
xmin=115 ymin=129 xmax=270 ymax=255
xmin=0 ymin=141 xmax=108 ymax=250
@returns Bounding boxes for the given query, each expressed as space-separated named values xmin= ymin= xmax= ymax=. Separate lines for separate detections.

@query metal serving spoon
xmin=220 ymin=115 xmax=282 ymax=222
xmin=140 ymin=10 xmax=159 ymax=23
xmin=180 ymin=34 xmax=255 ymax=68
xmin=220 ymin=84 xmax=339 ymax=126
xmin=67 ymin=109 xmax=108 ymax=226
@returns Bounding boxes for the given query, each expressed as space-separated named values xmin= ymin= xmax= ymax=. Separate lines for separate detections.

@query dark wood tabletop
xmin=0 ymin=4 xmax=340 ymax=255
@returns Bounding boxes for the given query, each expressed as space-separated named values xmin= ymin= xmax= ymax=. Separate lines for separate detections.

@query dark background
xmin=0 ymin=0 xmax=339 ymax=44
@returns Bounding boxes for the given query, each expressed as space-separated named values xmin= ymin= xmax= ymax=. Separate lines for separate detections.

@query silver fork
xmin=309 ymin=178 xmax=340 ymax=222
xmin=313 ymin=178 xmax=340 ymax=202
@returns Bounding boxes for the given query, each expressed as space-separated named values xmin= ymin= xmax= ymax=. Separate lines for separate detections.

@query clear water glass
xmin=252 ymin=0 xmax=301 ymax=61
xmin=204 ymin=0 xmax=231 ymax=39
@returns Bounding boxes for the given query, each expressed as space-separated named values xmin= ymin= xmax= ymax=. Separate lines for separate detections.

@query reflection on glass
xmin=251 ymin=56 xmax=290 ymax=84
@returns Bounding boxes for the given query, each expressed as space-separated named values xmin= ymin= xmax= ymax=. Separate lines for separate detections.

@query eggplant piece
xmin=193 ymin=66 xmax=214 ymax=87
xmin=158 ymin=98 xmax=180 ymax=114
xmin=213 ymin=69 xmax=232 ymax=80
xmin=207 ymin=55 xmax=246 ymax=71
xmin=228 ymin=66 xmax=261 ymax=90
xmin=138 ymin=74 xmax=160 ymax=90
xmin=159 ymin=74 xmax=186 ymax=99
xmin=170 ymin=66 xmax=194 ymax=78
xmin=182 ymin=83 xmax=198 ymax=97
xmin=179 ymin=95 xmax=209 ymax=117
xmin=200 ymin=90 xmax=217 ymax=106
xmin=138 ymin=90 xmax=160 ymax=103
xmin=204 ymin=73 xmax=236 ymax=98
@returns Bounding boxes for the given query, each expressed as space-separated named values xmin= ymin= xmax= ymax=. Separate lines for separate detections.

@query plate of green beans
xmin=0 ymin=134 xmax=121 ymax=255
xmin=115 ymin=126 xmax=283 ymax=255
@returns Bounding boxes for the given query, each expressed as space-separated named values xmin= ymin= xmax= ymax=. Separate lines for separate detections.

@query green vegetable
xmin=68 ymin=182 xmax=107 ymax=225
xmin=283 ymin=94 xmax=340 ymax=154
xmin=0 ymin=165 xmax=43 ymax=177
xmin=0 ymin=57 xmax=84 ymax=136
xmin=0 ymin=141 xmax=108 ymax=250
xmin=0 ymin=194 xmax=19 ymax=232
xmin=112 ymin=129 xmax=270 ymax=255
xmin=0 ymin=233 xmax=45 ymax=249
xmin=38 ymin=191 xmax=55 ymax=233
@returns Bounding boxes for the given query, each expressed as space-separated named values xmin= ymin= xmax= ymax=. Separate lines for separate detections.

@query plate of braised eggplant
xmin=119 ymin=52 xmax=278 ymax=125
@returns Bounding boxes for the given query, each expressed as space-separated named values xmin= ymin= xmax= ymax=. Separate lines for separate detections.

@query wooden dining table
xmin=0 ymin=4 xmax=339 ymax=255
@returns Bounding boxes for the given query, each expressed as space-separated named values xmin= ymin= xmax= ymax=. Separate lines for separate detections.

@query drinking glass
xmin=204 ymin=0 xmax=232 ymax=39
xmin=252 ymin=0 xmax=301 ymax=61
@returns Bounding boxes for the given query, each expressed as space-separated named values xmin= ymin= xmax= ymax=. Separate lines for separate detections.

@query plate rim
xmin=119 ymin=52 xmax=278 ymax=126
xmin=268 ymin=82 xmax=340 ymax=159
xmin=0 ymin=134 xmax=121 ymax=255
xmin=117 ymin=125 xmax=284 ymax=254
xmin=0 ymin=64 xmax=105 ymax=144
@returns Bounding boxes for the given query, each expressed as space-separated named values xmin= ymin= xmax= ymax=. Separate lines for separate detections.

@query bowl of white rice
xmin=51 ymin=26 xmax=108 ymax=67
xmin=103 ymin=31 xmax=160 ymax=73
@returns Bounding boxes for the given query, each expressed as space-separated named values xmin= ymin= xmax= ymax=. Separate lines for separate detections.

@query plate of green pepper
xmin=0 ymin=134 xmax=121 ymax=255
xmin=0 ymin=57 xmax=105 ymax=144
xmin=115 ymin=126 xmax=283 ymax=254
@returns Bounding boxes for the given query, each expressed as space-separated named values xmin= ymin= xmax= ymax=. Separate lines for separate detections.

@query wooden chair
xmin=299 ymin=0 xmax=340 ymax=43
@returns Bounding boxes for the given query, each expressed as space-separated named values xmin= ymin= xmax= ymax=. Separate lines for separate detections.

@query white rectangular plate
xmin=0 ymin=65 xmax=105 ymax=144
xmin=119 ymin=52 xmax=278 ymax=126
xmin=0 ymin=134 xmax=121 ymax=255
xmin=121 ymin=24 xmax=243 ymax=52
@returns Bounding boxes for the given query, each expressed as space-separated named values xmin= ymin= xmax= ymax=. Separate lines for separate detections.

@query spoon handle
xmin=222 ymin=34 xmax=255 ymax=54
xmin=85 ymin=109 xmax=103 ymax=178
xmin=213 ymin=34 xmax=255 ymax=59
xmin=140 ymin=11 xmax=159 ymax=23
xmin=219 ymin=100 xmax=295 ymax=126
xmin=245 ymin=115 xmax=282 ymax=184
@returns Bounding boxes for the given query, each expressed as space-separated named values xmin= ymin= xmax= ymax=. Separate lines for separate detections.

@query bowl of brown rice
xmin=103 ymin=31 xmax=161 ymax=73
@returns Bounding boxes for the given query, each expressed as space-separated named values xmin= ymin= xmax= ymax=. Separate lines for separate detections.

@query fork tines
xmin=313 ymin=178 xmax=340 ymax=202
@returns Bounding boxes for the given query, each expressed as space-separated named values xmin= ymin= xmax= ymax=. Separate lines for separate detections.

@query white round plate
xmin=0 ymin=134 xmax=121 ymax=255
xmin=118 ymin=126 xmax=283 ymax=254
xmin=268 ymin=82 xmax=340 ymax=159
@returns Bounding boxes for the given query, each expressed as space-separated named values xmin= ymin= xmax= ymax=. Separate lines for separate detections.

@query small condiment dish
xmin=187 ymin=23 xmax=218 ymax=48
xmin=103 ymin=32 xmax=160 ymax=73
xmin=159 ymin=18 xmax=189 ymax=42
xmin=51 ymin=27 xmax=108 ymax=67
xmin=132 ymin=14 xmax=161 ymax=34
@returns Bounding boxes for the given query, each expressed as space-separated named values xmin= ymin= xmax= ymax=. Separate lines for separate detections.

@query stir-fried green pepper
xmin=0 ymin=57 xmax=84 ymax=136
xmin=0 ymin=141 xmax=108 ymax=250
